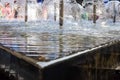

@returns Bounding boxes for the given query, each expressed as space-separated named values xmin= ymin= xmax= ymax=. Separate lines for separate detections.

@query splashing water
xmin=1 ymin=0 xmax=120 ymax=61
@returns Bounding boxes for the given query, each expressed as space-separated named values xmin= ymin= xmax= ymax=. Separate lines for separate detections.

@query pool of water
xmin=0 ymin=21 xmax=120 ymax=61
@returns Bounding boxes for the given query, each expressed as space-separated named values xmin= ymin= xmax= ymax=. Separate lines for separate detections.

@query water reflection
xmin=0 ymin=23 xmax=119 ymax=62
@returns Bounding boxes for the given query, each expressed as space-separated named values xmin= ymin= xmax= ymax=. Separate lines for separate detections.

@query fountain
xmin=0 ymin=0 xmax=119 ymax=60
xmin=104 ymin=0 xmax=120 ymax=22
xmin=1 ymin=0 xmax=120 ymax=80
xmin=0 ymin=0 xmax=119 ymax=24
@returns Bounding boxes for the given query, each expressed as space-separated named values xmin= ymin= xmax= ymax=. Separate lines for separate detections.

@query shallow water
xmin=0 ymin=21 xmax=120 ymax=61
